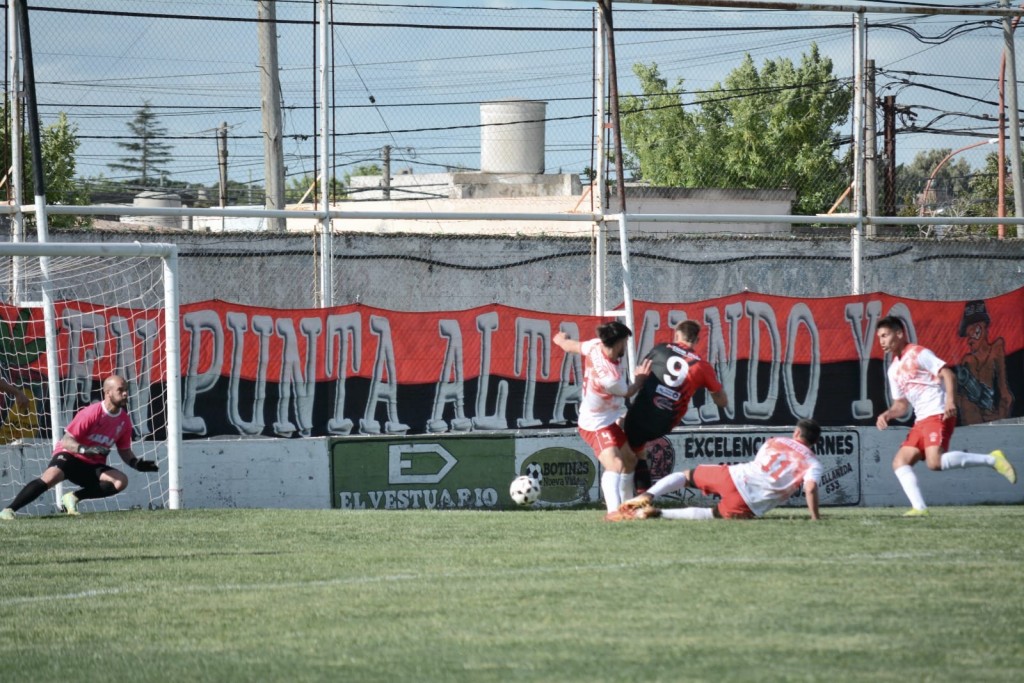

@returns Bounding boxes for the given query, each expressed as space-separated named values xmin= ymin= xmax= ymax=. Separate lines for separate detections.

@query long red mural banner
xmin=2 ymin=289 xmax=1021 ymax=439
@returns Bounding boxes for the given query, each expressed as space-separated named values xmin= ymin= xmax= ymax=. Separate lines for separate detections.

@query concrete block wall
xmin=3 ymin=427 xmax=1021 ymax=514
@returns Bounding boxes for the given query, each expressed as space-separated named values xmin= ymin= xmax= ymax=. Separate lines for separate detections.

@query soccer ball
xmin=525 ymin=461 xmax=544 ymax=484
xmin=509 ymin=475 xmax=541 ymax=506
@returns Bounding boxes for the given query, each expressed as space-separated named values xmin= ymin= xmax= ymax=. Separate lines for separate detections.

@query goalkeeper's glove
xmin=78 ymin=445 xmax=110 ymax=457
xmin=133 ymin=459 xmax=159 ymax=472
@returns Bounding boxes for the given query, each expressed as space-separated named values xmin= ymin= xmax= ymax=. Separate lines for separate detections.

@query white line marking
xmin=0 ymin=551 xmax=968 ymax=608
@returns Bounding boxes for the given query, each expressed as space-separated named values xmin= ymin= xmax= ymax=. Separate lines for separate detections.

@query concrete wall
xmin=5 ymin=425 xmax=1019 ymax=513
xmin=26 ymin=229 xmax=1023 ymax=313
xmin=180 ymin=439 xmax=329 ymax=510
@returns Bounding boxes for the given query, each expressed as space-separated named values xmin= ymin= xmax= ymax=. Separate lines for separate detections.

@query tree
xmin=1 ymin=106 xmax=86 ymax=226
xmin=897 ymin=148 xmax=973 ymax=215
xmin=966 ymin=152 xmax=1008 ymax=220
xmin=107 ymin=101 xmax=173 ymax=186
xmin=286 ymin=173 xmax=346 ymax=203
xmin=620 ymin=45 xmax=852 ymax=215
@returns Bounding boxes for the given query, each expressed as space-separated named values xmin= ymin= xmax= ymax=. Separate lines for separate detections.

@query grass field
xmin=2 ymin=506 xmax=1022 ymax=683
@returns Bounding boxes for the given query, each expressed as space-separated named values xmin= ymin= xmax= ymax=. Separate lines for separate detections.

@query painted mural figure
xmin=955 ymin=299 xmax=1013 ymax=425
xmin=0 ymin=367 xmax=30 ymax=440
xmin=874 ymin=316 xmax=1017 ymax=516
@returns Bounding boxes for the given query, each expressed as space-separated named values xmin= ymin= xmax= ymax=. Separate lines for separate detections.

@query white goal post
xmin=0 ymin=241 xmax=182 ymax=512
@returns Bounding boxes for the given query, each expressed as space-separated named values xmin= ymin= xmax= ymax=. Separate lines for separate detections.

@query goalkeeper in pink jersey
xmin=613 ymin=419 xmax=823 ymax=521
xmin=0 ymin=375 xmax=158 ymax=519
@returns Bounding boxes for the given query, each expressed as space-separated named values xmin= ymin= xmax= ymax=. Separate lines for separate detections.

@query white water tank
xmin=480 ymin=99 xmax=546 ymax=174
xmin=128 ymin=191 xmax=183 ymax=229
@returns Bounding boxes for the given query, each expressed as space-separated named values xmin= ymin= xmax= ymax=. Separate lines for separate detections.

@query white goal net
xmin=0 ymin=242 xmax=181 ymax=514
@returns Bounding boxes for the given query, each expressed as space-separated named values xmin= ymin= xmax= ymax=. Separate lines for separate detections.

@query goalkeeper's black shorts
xmin=48 ymin=453 xmax=115 ymax=488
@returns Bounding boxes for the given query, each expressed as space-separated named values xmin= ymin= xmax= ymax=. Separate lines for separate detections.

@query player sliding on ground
xmin=874 ymin=316 xmax=1016 ymax=516
xmin=612 ymin=419 xmax=823 ymax=521
xmin=0 ymin=375 xmax=157 ymax=519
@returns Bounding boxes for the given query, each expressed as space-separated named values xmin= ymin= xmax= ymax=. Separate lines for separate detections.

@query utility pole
xmin=882 ymin=95 xmax=896 ymax=217
xmin=218 ymin=122 xmax=228 ymax=209
xmin=1002 ymin=0 xmax=1024 ymax=235
xmin=382 ymin=145 xmax=391 ymax=199
xmin=257 ymin=0 xmax=286 ymax=232
xmin=864 ymin=60 xmax=877 ymax=237
xmin=216 ymin=122 xmax=228 ymax=233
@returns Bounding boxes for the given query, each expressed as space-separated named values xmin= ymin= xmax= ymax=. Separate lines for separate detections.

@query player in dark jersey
xmin=624 ymin=320 xmax=728 ymax=493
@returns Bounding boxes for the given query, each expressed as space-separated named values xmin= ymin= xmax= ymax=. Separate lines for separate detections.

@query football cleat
xmin=990 ymin=450 xmax=1016 ymax=484
xmin=604 ymin=508 xmax=637 ymax=522
xmin=62 ymin=492 xmax=80 ymax=516
xmin=619 ymin=494 xmax=654 ymax=512
xmin=902 ymin=508 xmax=930 ymax=517
xmin=0 ymin=508 xmax=15 ymax=521
xmin=634 ymin=503 xmax=662 ymax=520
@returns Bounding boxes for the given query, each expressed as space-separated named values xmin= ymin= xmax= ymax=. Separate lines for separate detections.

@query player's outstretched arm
xmin=120 ymin=448 xmax=159 ymax=472
xmin=553 ymin=331 xmax=582 ymax=355
xmin=710 ymin=388 xmax=729 ymax=408
xmin=939 ymin=366 xmax=958 ymax=421
xmin=804 ymin=480 xmax=820 ymax=520
xmin=876 ymin=398 xmax=909 ymax=430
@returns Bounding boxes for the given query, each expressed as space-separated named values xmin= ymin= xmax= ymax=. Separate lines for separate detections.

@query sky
xmin=6 ymin=1 xmax=1019 ymax=190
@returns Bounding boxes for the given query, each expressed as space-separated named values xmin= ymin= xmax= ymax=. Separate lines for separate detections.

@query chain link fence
xmin=2 ymin=2 xmax=1024 ymax=311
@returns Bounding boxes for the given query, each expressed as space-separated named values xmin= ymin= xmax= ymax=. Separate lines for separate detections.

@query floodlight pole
xmin=593 ymin=8 xmax=608 ymax=317
xmin=1001 ymin=0 xmax=1024 ymax=236
xmin=7 ymin=2 xmax=24 ymax=302
xmin=919 ymin=139 xmax=999 ymax=216
xmin=850 ymin=12 xmax=865 ymax=296
xmin=318 ymin=0 xmax=334 ymax=308
xmin=13 ymin=0 xmax=67 ymax=510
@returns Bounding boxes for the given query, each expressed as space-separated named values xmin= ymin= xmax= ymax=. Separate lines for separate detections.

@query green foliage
xmin=899 ymin=148 xmax=973 ymax=210
xmin=620 ymin=45 xmax=853 ymax=215
xmin=0 ymin=105 xmax=87 ymax=226
xmin=1 ymin=507 xmax=1021 ymax=682
xmin=902 ymin=149 xmax=1007 ymax=234
xmin=348 ymin=163 xmax=382 ymax=178
xmin=967 ymin=152 xmax=1010 ymax=221
xmin=107 ymin=101 xmax=173 ymax=186
xmin=286 ymin=173 xmax=347 ymax=202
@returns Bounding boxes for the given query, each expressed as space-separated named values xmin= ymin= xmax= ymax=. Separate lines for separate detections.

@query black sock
xmin=73 ymin=480 xmax=118 ymax=502
xmin=635 ymin=459 xmax=652 ymax=491
xmin=7 ymin=478 xmax=51 ymax=511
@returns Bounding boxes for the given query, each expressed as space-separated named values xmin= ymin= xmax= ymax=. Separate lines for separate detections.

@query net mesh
xmin=0 ymin=250 xmax=171 ymax=514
